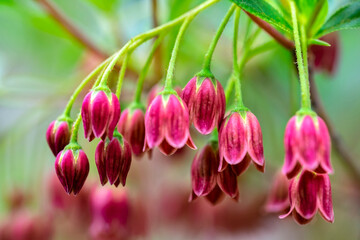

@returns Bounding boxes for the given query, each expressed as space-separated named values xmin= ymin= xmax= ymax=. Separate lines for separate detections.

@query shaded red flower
xmin=118 ymin=107 xmax=145 ymax=156
xmin=95 ymin=131 xmax=132 ymax=186
xmin=280 ymin=171 xmax=334 ymax=224
xmin=310 ymin=32 xmax=339 ymax=75
xmin=283 ymin=115 xmax=333 ymax=179
xmin=181 ymin=76 xmax=225 ymax=135
xmin=81 ymin=88 xmax=120 ymax=141
xmin=144 ymin=92 xmax=196 ymax=156
xmin=190 ymin=142 xmax=239 ymax=204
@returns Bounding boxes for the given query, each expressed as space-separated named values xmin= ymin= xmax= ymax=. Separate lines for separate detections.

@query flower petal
xmin=246 ymin=112 xmax=265 ymax=171
xmin=219 ymin=113 xmax=247 ymax=165
xmin=317 ymin=174 xmax=334 ymax=223
xmin=165 ymin=95 xmax=189 ymax=148
xmin=145 ymin=95 xmax=165 ymax=148
xmin=81 ymin=92 xmax=93 ymax=141
xmin=316 ymin=117 xmax=333 ymax=174
xmin=91 ymin=91 xmax=111 ymax=138
xmin=282 ymin=117 xmax=300 ymax=179
xmin=217 ymin=166 xmax=239 ymax=199
xmin=298 ymin=116 xmax=318 ymax=171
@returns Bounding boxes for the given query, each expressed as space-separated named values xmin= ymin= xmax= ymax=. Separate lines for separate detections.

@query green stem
xmin=134 ymin=35 xmax=164 ymax=103
xmin=301 ymin=25 xmax=309 ymax=81
xmin=201 ymin=4 xmax=236 ymax=73
xmin=164 ymin=17 xmax=193 ymax=90
xmin=116 ymin=53 xmax=131 ymax=98
xmin=62 ymin=59 xmax=109 ymax=117
xmin=232 ymin=8 xmax=244 ymax=108
xmin=70 ymin=113 xmax=82 ymax=143
xmin=290 ymin=1 xmax=311 ymax=110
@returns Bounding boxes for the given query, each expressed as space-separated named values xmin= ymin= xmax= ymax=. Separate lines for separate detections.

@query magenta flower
xmin=81 ymin=88 xmax=120 ymax=141
xmin=118 ymin=108 xmax=145 ymax=156
xmin=95 ymin=132 xmax=132 ymax=186
xmin=310 ymin=32 xmax=339 ymax=75
xmin=280 ymin=171 xmax=334 ymax=224
xmin=181 ymin=76 xmax=225 ymax=135
xmin=218 ymin=111 xmax=265 ymax=173
xmin=90 ymin=187 xmax=130 ymax=239
xmin=265 ymin=171 xmax=290 ymax=214
xmin=191 ymin=143 xmax=219 ymax=197
xmin=189 ymin=142 xmax=239 ymax=205
xmin=283 ymin=115 xmax=333 ymax=179
xmin=46 ymin=120 xmax=71 ymax=156
xmin=55 ymin=147 xmax=89 ymax=195
xmin=144 ymin=93 xmax=196 ymax=155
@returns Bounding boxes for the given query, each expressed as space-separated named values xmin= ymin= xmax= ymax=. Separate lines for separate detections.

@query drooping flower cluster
xmin=279 ymin=113 xmax=334 ymax=224
xmin=189 ymin=142 xmax=239 ymax=205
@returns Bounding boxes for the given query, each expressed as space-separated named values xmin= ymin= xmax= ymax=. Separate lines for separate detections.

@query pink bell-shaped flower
xmin=46 ymin=119 xmax=71 ymax=156
xmin=95 ymin=131 xmax=132 ymax=186
xmin=54 ymin=145 xmax=89 ymax=195
xmin=181 ymin=76 xmax=225 ymax=135
xmin=144 ymin=92 xmax=196 ymax=156
xmin=218 ymin=110 xmax=265 ymax=173
xmin=118 ymin=107 xmax=145 ymax=156
xmin=265 ymin=171 xmax=290 ymax=214
xmin=283 ymin=114 xmax=333 ymax=179
xmin=81 ymin=88 xmax=120 ymax=141
xmin=280 ymin=170 xmax=334 ymax=224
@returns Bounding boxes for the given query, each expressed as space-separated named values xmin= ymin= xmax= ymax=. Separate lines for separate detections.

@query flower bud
xmin=81 ymin=88 xmax=120 ymax=141
xmin=144 ymin=92 xmax=196 ymax=156
xmin=118 ymin=108 xmax=145 ymax=156
xmin=265 ymin=171 xmax=290 ymax=213
xmin=95 ymin=132 xmax=132 ymax=186
xmin=55 ymin=146 xmax=89 ymax=195
xmin=218 ymin=111 xmax=265 ymax=174
xmin=283 ymin=115 xmax=333 ymax=179
xmin=46 ymin=120 xmax=71 ymax=156
xmin=181 ymin=76 xmax=225 ymax=135
xmin=280 ymin=171 xmax=334 ymax=224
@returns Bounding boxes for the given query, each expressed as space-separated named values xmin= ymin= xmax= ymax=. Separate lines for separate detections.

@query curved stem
xmin=116 ymin=53 xmax=131 ymax=98
xmin=164 ymin=17 xmax=193 ymax=90
xmin=301 ymin=25 xmax=309 ymax=81
xmin=134 ymin=35 xmax=164 ymax=103
xmin=290 ymin=1 xmax=311 ymax=110
xmin=201 ymin=4 xmax=236 ymax=73
xmin=63 ymin=59 xmax=109 ymax=117
xmin=70 ymin=113 xmax=82 ymax=143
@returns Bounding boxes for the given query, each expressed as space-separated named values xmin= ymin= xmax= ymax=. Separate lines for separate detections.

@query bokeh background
xmin=0 ymin=0 xmax=360 ymax=239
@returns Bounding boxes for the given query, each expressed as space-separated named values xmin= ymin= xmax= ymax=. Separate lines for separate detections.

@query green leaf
xmin=308 ymin=38 xmax=331 ymax=46
xmin=316 ymin=2 xmax=360 ymax=37
xmin=229 ymin=0 xmax=292 ymax=33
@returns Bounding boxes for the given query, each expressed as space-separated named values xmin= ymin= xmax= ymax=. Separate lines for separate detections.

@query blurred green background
xmin=0 ymin=0 xmax=360 ymax=239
